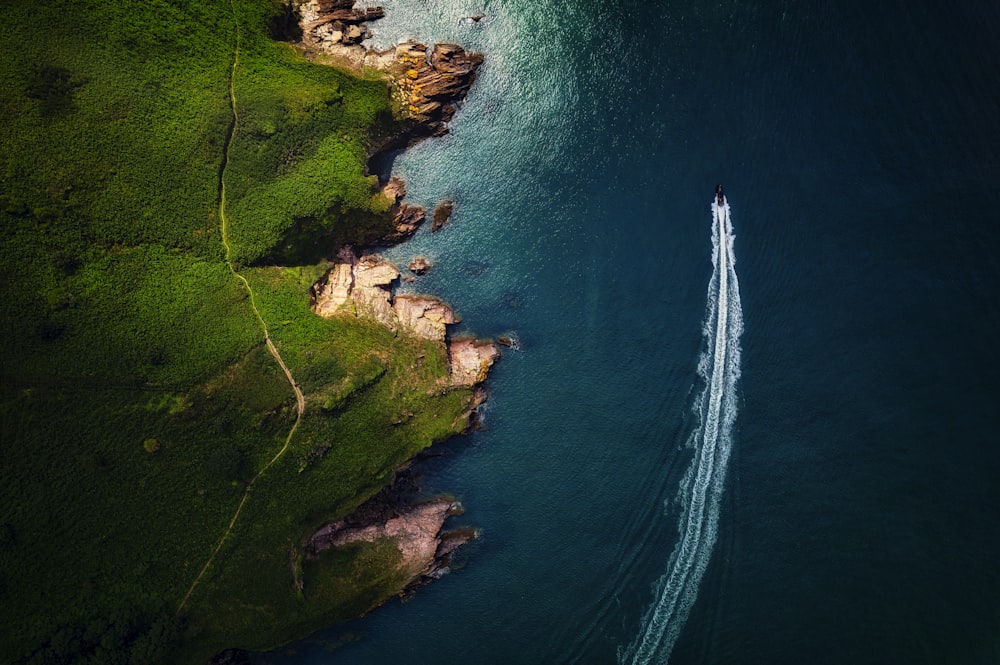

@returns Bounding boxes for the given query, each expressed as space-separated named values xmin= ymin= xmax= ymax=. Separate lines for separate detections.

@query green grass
xmin=0 ymin=1 xmax=476 ymax=662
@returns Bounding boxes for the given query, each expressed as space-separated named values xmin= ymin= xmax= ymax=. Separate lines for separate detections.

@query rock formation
xmin=379 ymin=177 xmax=426 ymax=243
xmin=293 ymin=0 xmax=494 ymax=625
xmin=393 ymin=42 xmax=483 ymax=135
xmin=407 ymin=256 xmax=432 ymax=275
xmin=449 ymin=337 xmax=499 ymax=387
xmin=297 ymin=1 xmax=483 ymax=139
xmin=311 ymin=253 xmax=398 ymax=328
xmin=308 ymin=497 xmax=472 ymax=583
xmin=312 ymin=251 xmax=498 ymax=385
xmin=432 ymin=199 xmax=454 ymax=232
xmin=393 ymin=294 xmax=457 ymax=341
xmin=298 ymin=0 xmax=385 ymax=49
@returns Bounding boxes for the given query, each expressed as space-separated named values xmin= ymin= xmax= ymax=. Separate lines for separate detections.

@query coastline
xmin=234 ymin=0 xmax=497 ymax=657
xmin=200 ymin=3 xmax=496 ymax=655
xmin=0 ymin=1 xmax=496 ymax=662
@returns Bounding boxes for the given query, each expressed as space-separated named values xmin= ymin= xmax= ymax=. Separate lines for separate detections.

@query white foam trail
xmin=620 ymin=198 xmax=743 ymax=665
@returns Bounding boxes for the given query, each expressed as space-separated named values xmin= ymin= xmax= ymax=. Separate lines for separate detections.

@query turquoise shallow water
xmin=263 ymin=1 xmax=1000 ymax=662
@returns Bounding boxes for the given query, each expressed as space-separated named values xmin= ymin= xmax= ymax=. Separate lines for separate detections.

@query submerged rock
xmin=496 ymin=334 xmax=519 ymax=349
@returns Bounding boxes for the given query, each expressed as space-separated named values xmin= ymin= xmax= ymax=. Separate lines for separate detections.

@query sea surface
xmin=263 ymin=1 xmax=1000 ymax=662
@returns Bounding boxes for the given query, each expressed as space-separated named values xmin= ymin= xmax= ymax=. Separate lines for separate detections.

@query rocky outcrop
xmin=311 ymin=253 xmax=399 ymax=327
xmin=393 ymin=42 xmax=483 ymax=135
xmin=297 ymin=0 xmax=395 ymax=69
xmin=393 ymin=294 xmax=457 ymax=341
xmin=306 ymin=469 xmax=477 ymax=596
xmin=407 ymin=256 xmax=432 ymax=275
xmin=449 ymin=337 xmax=499 ymax=386
xmin=312 ymin=251 xmax=498 ymax=384
xmin=378 ymin=177 xmax=426 ymax=243
xmin=497 ymin=335 xmax=518 ymax=348
xmin=298 ymin=0 xmax=385 ymax=49
xmin=431 ymin=200 xmax=454 ymax=232
xmin=297 ymin=1 xmax=483 ymax=138
xmin=308 ymin=497 xmax=471 ymax=582
xmin=311 ymin=253 xmax=450 ymax=340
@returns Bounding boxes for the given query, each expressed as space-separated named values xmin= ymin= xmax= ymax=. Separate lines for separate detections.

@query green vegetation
xmin=0 ymin=1 xmax=474 ymax=662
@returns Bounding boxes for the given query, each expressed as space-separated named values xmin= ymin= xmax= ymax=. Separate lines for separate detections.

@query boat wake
xmin=620 ymin=197 xmax=743 ymax=664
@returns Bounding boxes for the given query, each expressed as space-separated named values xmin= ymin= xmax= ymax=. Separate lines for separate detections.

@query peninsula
xmin=0 ymin=0 xmax=494 ymax=662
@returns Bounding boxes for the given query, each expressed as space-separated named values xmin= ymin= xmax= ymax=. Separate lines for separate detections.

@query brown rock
xmin=382 ymin=176 xmax=407 ymax=204
xmin=383 ymin=203 xmax=426 ymax=243
xmin=316 ymin=0 xmax=356 ymax=10
xmin=448 ymin=337 xmax=498 ymax=386
xmin=431 ymin=200 xmax=454 ymax=232
xmin=312 ymin=254 xmax=399 ymax=328
xmin=408 ymin=256 xmax=433 ymax=275
xmin=353 ymin=255 xmax=399 ymax=289
xmin=496 ymin=335 xmax=518 ymax=348
xmin=312 ymin=262 xmax=355 ymax=316
xmin=393 ymin=295 xmax=457 ymax=341
xmin=310 ymin=498 xmax=467 ymax=581
xmin=342 ymin=24 xmax=364 ymax=45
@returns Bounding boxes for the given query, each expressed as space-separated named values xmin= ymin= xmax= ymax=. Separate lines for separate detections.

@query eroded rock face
xmin=311 ymin=262 xmax=354 ymax=317
xmin=298 ymin=0 xmax=385 ymax=53
xmin=393 ymin=294 xmax=457 ymax=341
xmin=386 ymin=203 xmax=426 ymax=243
xmin=312 ymin=254 xmax=498 ymax=386
xmin=309 ymin=498 xmax=467 ymax=580
xmin=449 ymin=337 xmax=499 ymax=386
xmin=353 ymin=255 xmax=399 ymax=288
xmin=396 ymin=43 xmax=483 ymax=134
xmin=312 ymin=254 xmax=458 ymax=342
xmin=312 ymin=253 xmax=399 ymax=328
xmin=377 ymin=177 xmax=427 ymax=243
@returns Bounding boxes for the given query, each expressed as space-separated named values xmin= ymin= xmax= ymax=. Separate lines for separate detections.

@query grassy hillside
xmin=0 ymin=1 xmax=473 ymax=662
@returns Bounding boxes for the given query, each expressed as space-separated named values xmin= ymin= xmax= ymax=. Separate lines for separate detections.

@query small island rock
xmin=432 ymin=200 xmax=454 ymax=232
xmin=408 ymin=256 xmax=433 ymax=275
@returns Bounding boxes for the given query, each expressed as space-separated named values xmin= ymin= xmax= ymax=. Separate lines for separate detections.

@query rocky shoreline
xmin=292 ymin=0 xmax=492 ymax=627
xmin=299 ymin=0 xmax=483 ymax=142
xmin=306 ymin=472 xmax=477 ymax=593
xmin=213 ymin=0 xmax=493 ymax=654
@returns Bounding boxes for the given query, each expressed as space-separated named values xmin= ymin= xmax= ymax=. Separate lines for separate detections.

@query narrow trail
xmin=177 ymin=4 xmax=305 ymax=615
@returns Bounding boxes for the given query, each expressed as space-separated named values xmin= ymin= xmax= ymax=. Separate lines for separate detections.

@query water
xmin=620 ymin=198 xmax=742 ymax=665
xmin=262 ymin=1 xmax=1000 ymax=662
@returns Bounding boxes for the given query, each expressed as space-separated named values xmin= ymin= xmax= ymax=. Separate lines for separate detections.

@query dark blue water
xmin=264 ymin=1 xmax=1000 ymax=662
